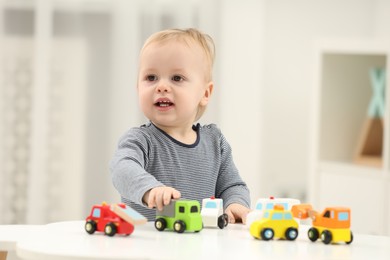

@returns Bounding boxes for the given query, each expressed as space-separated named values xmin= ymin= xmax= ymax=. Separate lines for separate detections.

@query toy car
xmin=155 ymin=199 xmax=203 ymax=233
xmin=246 ymin=196 xmax=300 ymax=228
xmin=250 ymin=205 xmax=299 ymax=241
xmin=292 ymin=204 xmax=353 ymax=244
xmin=85 ymin=202 xmax=146 ymax=236
xmin=201 ymin=197 xmax=228 ymax=229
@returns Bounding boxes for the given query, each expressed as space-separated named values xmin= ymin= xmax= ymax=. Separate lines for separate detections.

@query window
xmin=179 ymin=206 xmax=185 ymax=213
xmin=92 ymin=208 xmax=101 ymax=218
xmin=255 ymin=203 xmax=262 ymax=210
xmin=271 ymin=212 xmax=283 ymax=220
xmin=263 ymin=212 xmax=270 ymax=218
xmin=266 ymin=203 xmax=274 ymax=209
xmin=191 ymin=206 xmax=198 ymax=213
xmin=338 ymin=212 xmax=349 ymax=221
xmin=284 ymin=213 xmax=292 ymax=220
xmin=281 ymin=203 xmax=288 ymax=209
xmin=323 ymin=210 xmax=330 ymax=218
xmin=205 ymin=202 xmax=217 ymax=209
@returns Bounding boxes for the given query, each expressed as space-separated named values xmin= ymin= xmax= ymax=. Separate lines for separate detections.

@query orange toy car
xmin=292 ymin=204 xmax=353 ymax=244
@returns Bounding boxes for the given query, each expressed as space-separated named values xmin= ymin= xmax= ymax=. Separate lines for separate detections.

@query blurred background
xmin=0 ymin=0 xmax=389 ymax=234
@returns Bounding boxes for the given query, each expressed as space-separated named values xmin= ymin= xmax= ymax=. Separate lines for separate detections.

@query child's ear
xmin=200 ymin=81 xmax=213 ymax=106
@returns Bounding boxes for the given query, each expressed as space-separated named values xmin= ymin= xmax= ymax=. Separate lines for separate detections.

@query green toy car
xmin=154 ymin=199 xmax=203 ymax=233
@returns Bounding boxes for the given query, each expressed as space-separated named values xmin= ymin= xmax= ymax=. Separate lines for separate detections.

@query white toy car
xmin=201 ymin=197 xmax=228 ymax=229
xmin=246 ymin=197 xmax=300 ymax=228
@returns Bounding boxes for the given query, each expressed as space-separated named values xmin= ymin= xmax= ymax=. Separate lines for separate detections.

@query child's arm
xmin=143 ymin=187 xmax=181 ymax=211
xmin=225 ymin=203 xmax=250 ymax=224
xmin=215 ymin=131 xmax=251 ymax=223
xmin=110 ymin=129 xmax=165 ymax=207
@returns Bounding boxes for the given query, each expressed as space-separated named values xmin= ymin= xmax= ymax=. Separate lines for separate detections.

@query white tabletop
xmin=1 ymin=220 xmax=388 ymax=260
xmin=0 ymin=225 xmax=41 ymax=252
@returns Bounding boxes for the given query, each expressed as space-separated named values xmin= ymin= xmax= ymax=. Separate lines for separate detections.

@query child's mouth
xmin=154 ymin=99 xmax=174 ymax=110
xmin=156 ymin=101 xmax=172 ymax=107
xmin=155 ymin=100 xmax=173 ymax=107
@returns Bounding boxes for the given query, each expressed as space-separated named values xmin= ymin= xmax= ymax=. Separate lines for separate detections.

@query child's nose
xmin=156 ymin=81 xmax=171 ymax=93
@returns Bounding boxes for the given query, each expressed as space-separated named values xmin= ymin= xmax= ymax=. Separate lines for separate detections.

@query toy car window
xmin=266 ymin=203 xmax=274 ymax=209
xmin=179 ymin=206 xmax=185 ymax=213
xmin=263 ymin=212 xmax=270 ymax=218
xmin=255 ymin=203 xmax=262 ymax=210
xmin=272 ymin=212 xmax=283 ymax=220
xmin=190 ymin=206 xmax=198 ymax=213
xmin=281 ymin=203 xmax=288 ymax=209
xmin=284 ymin=212 xmax=292 ymax=220
xmin=323 ymin=211 xmax=330 ymax=218
xmin=92 ymin=208 xmax=101 ymax=218
xmin=338 ymin=212 xmax=349 ymax=221
xmin=205 ymin=202 xmax=217 ymax=209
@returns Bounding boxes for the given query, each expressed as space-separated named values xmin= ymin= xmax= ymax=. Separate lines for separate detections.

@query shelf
xmin=318 ymin=52 xmax=387 ymax=168
xmin=319 ymin=161 xmax=384 ymax=177
xmin=309 ymin=39 xmax=390 ymax=235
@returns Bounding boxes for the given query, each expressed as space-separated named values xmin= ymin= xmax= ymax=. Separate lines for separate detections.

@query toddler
xmin=110 ymin=28 xmax=250 ymax=223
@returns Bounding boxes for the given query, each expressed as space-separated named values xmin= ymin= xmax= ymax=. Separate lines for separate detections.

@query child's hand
xmin=143 ymin=187 xmax=181 ymax=211
xmin=225 ymin=203 xmax=250 ymax=224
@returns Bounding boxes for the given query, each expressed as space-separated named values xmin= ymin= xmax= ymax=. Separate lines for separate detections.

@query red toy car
xmin=85 ymin=202 xmax=146 ymax=236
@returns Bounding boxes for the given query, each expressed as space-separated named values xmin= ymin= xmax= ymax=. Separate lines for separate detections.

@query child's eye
xmin=146 ymin=75 xmax=157 ymax=81
xmin=172 ymin=75 xmax=183 ymax=82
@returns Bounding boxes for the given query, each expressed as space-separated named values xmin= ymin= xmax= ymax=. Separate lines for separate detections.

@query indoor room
xmin=1 ymin=0 xmax=390 ymax=259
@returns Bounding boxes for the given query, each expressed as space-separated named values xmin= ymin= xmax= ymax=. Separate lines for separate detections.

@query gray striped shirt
xmin=110 ymin=122 xmax=250 ymax=221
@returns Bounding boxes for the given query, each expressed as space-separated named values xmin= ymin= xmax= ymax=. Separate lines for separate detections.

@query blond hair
xmin=140 ymin=28 xmax=215 ymax=121
xmin=141 ymin=28 xmax=215 ymax=81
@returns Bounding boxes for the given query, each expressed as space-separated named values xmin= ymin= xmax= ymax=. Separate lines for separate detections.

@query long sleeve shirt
xmin=110 ymin=122 xmax=250 ymax=221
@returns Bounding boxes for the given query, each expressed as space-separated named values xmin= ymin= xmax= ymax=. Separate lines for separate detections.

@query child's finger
xmin=155 ymin=190 xmax=164 ymax=211
xmin=241 ymin=212 xmax=247 ymax=224
xmin=241 ymin=207 xmax=250 ymax=224
xmin=172 ymin=189 xmax=181 ymax=199
xmin=147 ymin=190 xmax=156 ymax=209
xmin=226 ymin=210 xmax=235 ymax=224
xmin=163 ymin=190 xmax=172 ymax=206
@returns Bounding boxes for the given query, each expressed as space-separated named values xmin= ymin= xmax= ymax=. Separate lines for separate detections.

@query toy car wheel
xmin=217 ymin=214 xmax=228 ymax=229
xmin=285 ymin=227 xmax=298 ymax=241
xmin=104 ymin=222 xmax=117 ymax=237
xmin=308 ymin=227 xmax=319 ymax=242
xmin=173 ymin=220 xmax=186 ymax=233
xmin=85 ymin=220 xmax=97 ymax=234
xmin=346 ymin=231 xmax=353 ymax=244
xmin=155 ymin=218 xmax=167 ymax=231
xmin=261 ymin=228 xmax=274 ymax=241
xmin=321 ymin=230 xmax=332 ymax=244
xmin=223 ymin=213 xmax=229 ymax=227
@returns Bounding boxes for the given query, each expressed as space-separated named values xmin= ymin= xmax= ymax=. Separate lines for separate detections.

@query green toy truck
xmin=154 ymin=199 xmax=203 ymax=233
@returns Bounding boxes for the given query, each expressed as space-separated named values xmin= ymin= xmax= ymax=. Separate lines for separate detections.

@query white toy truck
xmin=201 ymin=197 xmax=228 ymax=229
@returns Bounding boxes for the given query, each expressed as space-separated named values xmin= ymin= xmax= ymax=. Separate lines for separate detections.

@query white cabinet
xmin=308 ymin=39 xmax=390 ymax=235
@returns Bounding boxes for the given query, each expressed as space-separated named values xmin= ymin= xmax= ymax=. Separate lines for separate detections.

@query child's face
xmin=137 ymin=40 xmax=212 ymax=129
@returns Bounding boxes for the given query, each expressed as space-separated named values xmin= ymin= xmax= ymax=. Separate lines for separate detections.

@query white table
xmin=0 ymin=225 xmax=41 ymax=260
xmin=1 ymin=221 xmax=389 ymax=260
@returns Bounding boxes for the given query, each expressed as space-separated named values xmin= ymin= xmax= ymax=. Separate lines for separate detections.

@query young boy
xmin=110 ymin=28 xmax=250 ymax=223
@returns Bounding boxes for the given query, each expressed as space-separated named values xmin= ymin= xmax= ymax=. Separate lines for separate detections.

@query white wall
xmin=217 ymin=0 xmax=264 ymax=204
xmin=260 ymin=0 xmax=390 ymax=200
